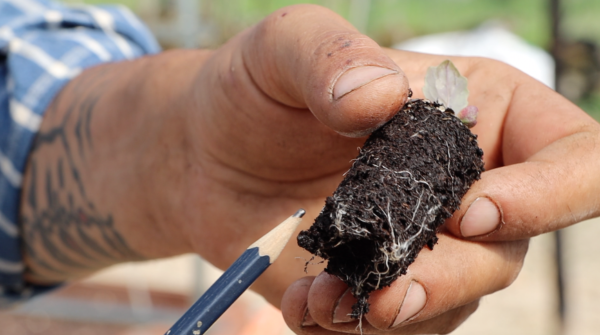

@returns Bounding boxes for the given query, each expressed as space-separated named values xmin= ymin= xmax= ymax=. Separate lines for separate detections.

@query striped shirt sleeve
xmin=0 ymin=0 xmax=160 ymax=307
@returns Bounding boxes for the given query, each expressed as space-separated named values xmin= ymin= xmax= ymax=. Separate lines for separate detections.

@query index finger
xmin=385 ymin=50 xmax=600 ymax=241
xmin=455 ymin=62 xmax=600 ymax=241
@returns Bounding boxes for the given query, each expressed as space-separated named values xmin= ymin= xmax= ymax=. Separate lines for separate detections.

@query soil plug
xmin=298 ymin=60 xmax=485 ymax=321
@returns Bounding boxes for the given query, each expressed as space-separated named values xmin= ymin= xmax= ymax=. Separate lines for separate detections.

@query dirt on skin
xmin=298 ymin=98 xmax=485 ymax=318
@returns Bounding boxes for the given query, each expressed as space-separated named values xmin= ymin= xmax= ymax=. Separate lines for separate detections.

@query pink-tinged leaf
xmin=423 ymin=60 xmax=469 ymax=113
xmin=458 ymin=105 xmax=478 ymax=128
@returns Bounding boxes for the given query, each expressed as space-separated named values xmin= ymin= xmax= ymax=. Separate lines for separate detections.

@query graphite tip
xmin=293 ymin=209 xmax=306 ymax=218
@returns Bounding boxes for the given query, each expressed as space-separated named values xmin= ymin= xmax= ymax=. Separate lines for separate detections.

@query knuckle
xmin=500 ymin=239 xmax=530 ymax=289
xmin=438 ymin=300 xmax=481 ymax=334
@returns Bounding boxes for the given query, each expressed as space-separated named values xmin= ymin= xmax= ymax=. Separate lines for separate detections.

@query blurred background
xmin=2 ymin=0 xmax=600 ymax=334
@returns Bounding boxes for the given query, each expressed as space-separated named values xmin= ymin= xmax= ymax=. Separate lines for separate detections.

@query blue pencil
xmin=165 ymin=209 xmax=306 ymax=335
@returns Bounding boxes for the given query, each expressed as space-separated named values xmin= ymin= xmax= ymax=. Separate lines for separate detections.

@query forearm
xmin=20 ymin=49 xmax=212 ymax=284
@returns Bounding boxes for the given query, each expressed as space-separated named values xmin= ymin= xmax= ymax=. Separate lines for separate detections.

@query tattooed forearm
xmin=21 ymin=67 xmax=143 ymax=283
xmin=19 ymin=52 xmax=204 ymax=283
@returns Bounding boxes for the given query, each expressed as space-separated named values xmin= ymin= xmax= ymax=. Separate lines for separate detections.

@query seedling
xmin=423 ymin=60 xmax=478 ymax=127
xmin=298 ymin=60 xmax=484 ymax=322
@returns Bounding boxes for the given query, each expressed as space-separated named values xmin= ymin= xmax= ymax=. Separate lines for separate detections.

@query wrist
xmin=91 ymin=49 xmax=214 ymax=259
xmin=119 ymin=49 xmax=214 ymax=258
xmin=20 ymin=49 xmax=212 ymax=283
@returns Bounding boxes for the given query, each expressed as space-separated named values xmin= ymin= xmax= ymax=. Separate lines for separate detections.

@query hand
xmin=278 ymin=11 xmax=600 ymax=335
xmin=21 ymin=4 xmax=600 ymax=335
xmin=167 ymin=4 xmax=545 ymax=334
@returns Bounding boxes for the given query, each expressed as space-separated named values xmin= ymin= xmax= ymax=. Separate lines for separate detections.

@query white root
xmin=333 ymin=150 xmax=447 ymax=314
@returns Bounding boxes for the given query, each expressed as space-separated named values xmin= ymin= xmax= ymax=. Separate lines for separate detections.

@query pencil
xmin=165 ymin=209 xmax=306 ymax=335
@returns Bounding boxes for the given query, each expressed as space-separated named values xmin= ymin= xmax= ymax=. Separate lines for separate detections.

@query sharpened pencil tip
xmin=249 ymin=209 xmax=305 ymax=260
xmin=293 ymin=209 xmax=306 ymax=218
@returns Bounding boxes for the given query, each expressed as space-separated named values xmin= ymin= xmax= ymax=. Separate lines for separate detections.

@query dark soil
xmin=297 ymin=98 xmax=484 ymax=318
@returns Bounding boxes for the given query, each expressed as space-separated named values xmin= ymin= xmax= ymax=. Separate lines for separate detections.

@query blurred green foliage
xmin=62 ymin=0 xmax=551 ymax=47
xmin=577 ymin=94 xmax=600 ymax=120
xmin=60 ymin=0 xmax=600 ymax=48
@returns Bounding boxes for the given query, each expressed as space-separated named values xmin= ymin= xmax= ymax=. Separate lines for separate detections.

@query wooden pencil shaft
xmin=249 ymin=210 xmax=305 ymax=259
xmin=167 ymin=247 xmax=270 ymax=335
xmin=165 ymin=210 xmax=305 ymax=335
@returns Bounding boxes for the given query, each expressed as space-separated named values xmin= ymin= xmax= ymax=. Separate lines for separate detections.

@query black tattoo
xmin=21 ymin=72 xmax=142 ymax=280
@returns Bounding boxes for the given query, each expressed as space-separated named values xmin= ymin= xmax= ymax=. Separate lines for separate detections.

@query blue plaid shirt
xmin=0 ymin=0 xmax=159 ymax=306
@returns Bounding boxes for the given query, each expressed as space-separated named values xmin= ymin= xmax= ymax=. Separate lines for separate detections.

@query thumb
xmin=241 ymin=4 xmax=409 ymax=137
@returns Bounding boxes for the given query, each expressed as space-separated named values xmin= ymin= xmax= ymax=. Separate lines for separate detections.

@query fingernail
xmin=333 ymin=288 xmax=356 ymax=324
xmin=391 ymin=281 xmax=426 ymax=328
xmin=301 ymin=307 xmax=317 ymax=327
xmin=460 ymin=197 xmax=501 ymax=237
xmin=333 ymin=66 xmax=398 ymax=100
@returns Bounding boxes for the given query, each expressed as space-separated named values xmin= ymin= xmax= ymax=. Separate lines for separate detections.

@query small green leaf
xmin=423 ymin=60 xmax=469 ymax=113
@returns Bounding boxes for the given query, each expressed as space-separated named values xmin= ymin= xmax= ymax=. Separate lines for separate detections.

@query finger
xmin=194 ymin=4 xmax=409 ymax=185
xmin=398 ymin=300 xmax=480 ymax=335
xmin=194 ymin=5 xmax=409 ymax=184
xmin=444 ymin=135 xmax=600 ymax=241
xmin=442 ymin=78 xmax=600 ymax=241
xmin=284 ymin=233 xmax=527 ymax=334
xmin=365 ymin=236 xmax=526 ymax=330
xmin=378 ymin=51 xmax=600 ymax=242
xmin=283 ymin=276 xmax=480 ymax=335
xmin=282 ymin=276 xmax=341 ymax=335
xmin=241 ymin=4 xmax=409 ymax=137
